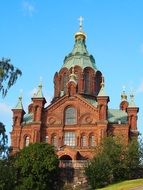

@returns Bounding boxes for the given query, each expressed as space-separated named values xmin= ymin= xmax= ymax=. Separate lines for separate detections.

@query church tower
xmin=53 ymin=16 xmax=102 ymax=103
xmin=11 ymin=17 xmax=139 ymax=161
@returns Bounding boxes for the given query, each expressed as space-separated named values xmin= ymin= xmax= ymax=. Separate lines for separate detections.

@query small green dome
xmin=62 ymin=31 xmax=97 ymax=70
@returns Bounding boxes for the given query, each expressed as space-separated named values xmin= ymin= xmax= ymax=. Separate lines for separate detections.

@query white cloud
xmin=0 ymin=102 xmax=12 ymax=128
xmin=22 ymin=1 xmax=36 ymax=16
xmin=0 ymin=103 xmax=11 ymax=116
xmin=136 ymin=81 xmax=143 ymax=93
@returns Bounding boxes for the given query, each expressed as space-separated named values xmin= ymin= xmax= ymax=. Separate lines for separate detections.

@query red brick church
xmin=10 ymin=18 xmax=139 ymax=161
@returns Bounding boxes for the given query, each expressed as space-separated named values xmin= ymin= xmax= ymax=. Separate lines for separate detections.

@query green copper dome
xmin=62 ymin=19 xmax=97 ymax=70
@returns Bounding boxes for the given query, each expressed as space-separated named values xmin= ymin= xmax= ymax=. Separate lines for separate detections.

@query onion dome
xmin=62 ymin=16 xmax=97 ymax=70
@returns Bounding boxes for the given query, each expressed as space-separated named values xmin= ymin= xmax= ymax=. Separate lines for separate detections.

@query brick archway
xmin=60 ymin=155 xmax=72 ymax=160
xmin=57 ymin=146 xmax=78 ymax=160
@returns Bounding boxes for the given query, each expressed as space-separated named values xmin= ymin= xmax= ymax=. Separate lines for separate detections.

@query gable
xmin=44 ymin=95 xmax=99 ymax=125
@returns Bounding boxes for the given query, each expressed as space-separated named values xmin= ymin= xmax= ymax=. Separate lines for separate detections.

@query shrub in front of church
xmin=0 ymin=158 xmax=16 ymax=190
xmin=13 ymin=143 xmax=59 ymax=190
xmin=85 ymin=137 xmax=143 ymax=189
xmin=124 ymin=138 xmax=143 ymax=179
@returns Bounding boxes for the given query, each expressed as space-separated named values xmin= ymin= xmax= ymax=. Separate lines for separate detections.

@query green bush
xmin=85 ymin=137 xmax=143 ymax=189
xmin=14 ymin=143 xmax=59 ymax=190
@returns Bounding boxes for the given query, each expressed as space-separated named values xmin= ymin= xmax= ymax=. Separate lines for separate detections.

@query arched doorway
xmin=60 ymin=155 xmax=74 ymax=183
xmin=60 ymin=155 xmax=72 ymax=160
xmin=59 ymin=155 xmax=73 ymax=168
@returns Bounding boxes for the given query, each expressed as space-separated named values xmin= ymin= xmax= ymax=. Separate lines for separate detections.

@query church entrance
xmin=59 ymin=155 xmax=73 ymax=168
xmin=60 ymin=155 xmax=72 ymax=160
xmin=59 ymin=155 xmax=74 ymax=183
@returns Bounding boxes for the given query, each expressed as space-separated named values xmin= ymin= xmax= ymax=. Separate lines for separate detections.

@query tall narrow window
xmin=64 ymin=132 xmax=76 ymax=146
xmin=95 ymin=71 xmax=102 ymax=95
xmin=89 ymin=135 xmax=95 ymax=147
xmin=65 ymin=107 xmax=76 ymax=125
xmin=51 ymin=135 xmax=57 ymax=147
xmin=81 ymin=135 xmax=86 ymax=147
xmin=84 ymin=71 xmax=90 ymax=93
xmin=63 ymin=73 xmax=67 ymax=93
xmin=25 ymin=136 xmax=30 ymax=147
xmin=54 ymin=73 xmax=59 ymax=98
xmin=60 ymin=73 xmax=67 ymax=95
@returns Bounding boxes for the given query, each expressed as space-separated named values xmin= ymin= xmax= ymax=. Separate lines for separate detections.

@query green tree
xmin=101 ymin=137 xmax=126 ymax=182
xmin=85 ymin=137 xmax=125 ymax=189
xmin=0 ymin=158 xmax=16 ymax=190
xmin=0 ymin=58 xmax=22 ymax=97
xmin=14 ymin=143 xmax=59 ymax=190
xmin=0 ymin=122 xmax=8 ymax=158
xmin=85 ymin=154 xmax=112 ymax=188
xmin=0 ymin=58 xmax=22 ymax=156
xmin=124 ymin=138 xmax=143 ymax=179
xmin=85 ymin=137 xmax=143 ymax=189
xmin=0 ymin=58 xmax=22 ymax=190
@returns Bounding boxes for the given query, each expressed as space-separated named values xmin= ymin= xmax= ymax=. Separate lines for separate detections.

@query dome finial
xmin=78 ymin=16 xmax=84 ymax=31
xmin=15 ymin=92 xmax=23 ymax=109
xmin=33 ymin=78 xmax=43 ymax=98
xmin=75 ymin=16 xmax=86 ymax=39
xmin=121 ymin=85 xmax=127 ymax=101
xmin=128 ymin=88 xmax=136 ymax=107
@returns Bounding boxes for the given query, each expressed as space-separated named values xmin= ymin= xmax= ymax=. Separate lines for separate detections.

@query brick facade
xmin=10 ymin=25 xmax=139 ymax=161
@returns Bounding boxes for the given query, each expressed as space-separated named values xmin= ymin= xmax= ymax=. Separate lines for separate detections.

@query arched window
xmin=45 ymin=135 xmax=48 ymax=143
xmin=81 ymin=135 xmax=86 ymax=147
xmin=84 ymin=71 xmax=90 ymax=93
xmin=65 ymin=107 xmax=77 ymax=125
xmin=25 ymin=136 xmax=30 ymax=147
xmin=89 ymin=134 xmax=95 ymax=147
xmin=51 ymin=135 xmax=57 ymax=147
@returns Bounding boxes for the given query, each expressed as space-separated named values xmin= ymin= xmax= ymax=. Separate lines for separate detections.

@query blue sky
xmin=0 ymin=0 xmax=143 ymax=143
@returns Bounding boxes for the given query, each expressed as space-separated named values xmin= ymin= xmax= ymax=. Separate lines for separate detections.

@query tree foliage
xmin=0 ymin=58 xmax=22 ymax=156
xmin=0 ymin=123 xmax=15 ymax=190
xmin=85 ymin=154 xmax=112 ymax=188
xmin=14 ymin=143 xmax=59 ymax=190
xmin=125 ymin=138 xmax=143 ymax=179
xmin=0 ymin=58 xmax=22 ymax=97
xmin=85 ymin=137 xmax=143 ymax=189
xmin=0 ymin=158 xmax=16 ymax=190
xmin=0 ymin=58 xmax=22 ymax=189
xmin=0 ymin=122 xmax=8 ymax=158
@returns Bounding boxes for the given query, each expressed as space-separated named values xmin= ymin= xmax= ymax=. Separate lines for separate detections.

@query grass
xmin=97 ymin=178 xmax=143 ymax=190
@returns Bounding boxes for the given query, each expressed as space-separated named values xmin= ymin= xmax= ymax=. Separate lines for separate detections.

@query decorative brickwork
xmin=11 ymin=22 xmax=139 ymax=162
